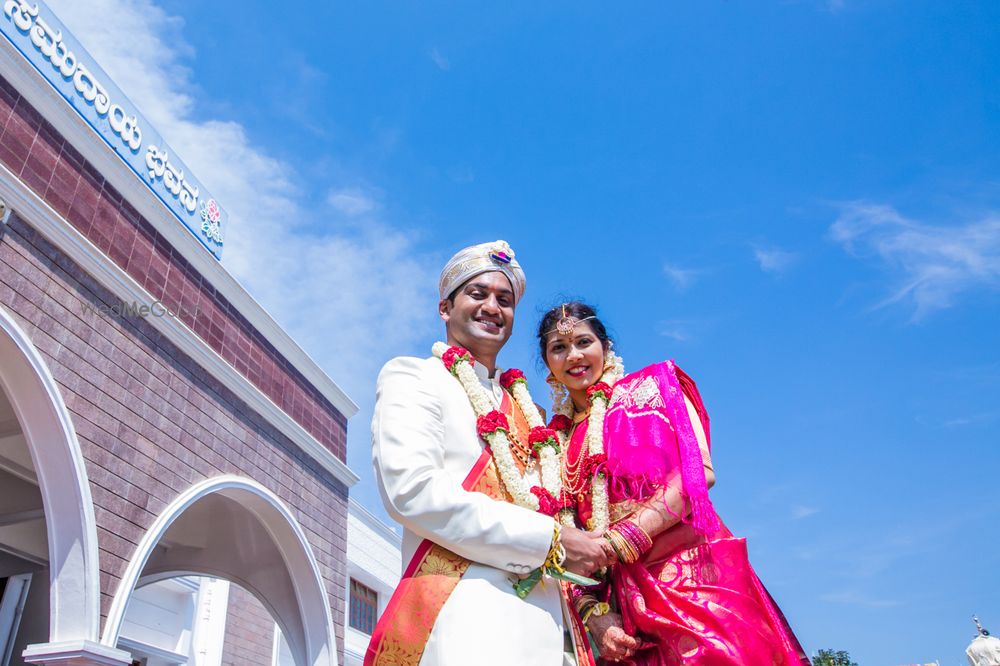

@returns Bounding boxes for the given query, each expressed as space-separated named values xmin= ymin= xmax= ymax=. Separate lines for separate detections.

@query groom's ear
xmin=438 ymin=298 xmax=452 ymax=323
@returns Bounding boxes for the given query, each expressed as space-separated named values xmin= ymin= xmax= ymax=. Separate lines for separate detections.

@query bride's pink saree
xmin=568 ymin=362 xmax=809 ymax=665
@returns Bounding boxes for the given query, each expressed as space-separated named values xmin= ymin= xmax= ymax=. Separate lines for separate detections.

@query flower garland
xmin=499 ymin=368 xmax=563 ymax=513
xmin=432 ymin=342 xmax=563 ymax=515
xmin=585 ymin=381 xmax=613 ymax=533
xmin=549 ymin=347 xmax=625 ymax=531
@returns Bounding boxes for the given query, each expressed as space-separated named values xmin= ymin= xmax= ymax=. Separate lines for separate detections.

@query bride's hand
xmin=588 ymin=611 xmax=639 ymax=662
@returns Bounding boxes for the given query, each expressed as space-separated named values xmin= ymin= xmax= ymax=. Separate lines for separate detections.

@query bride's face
xmin=545 ymin=321 xmax=606 ymax=399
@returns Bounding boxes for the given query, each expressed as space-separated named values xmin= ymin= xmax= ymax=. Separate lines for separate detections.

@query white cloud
xmin=430 ymin=47 xmax=451 ymax=71
xmin=327 ymin=187 xmax=379 ymax=216
xmin=942 ymin=412 xmax=998 ymax=428
xmin=752 ymin=245 xmax=798 ymax=275
xmin=791 ymin=505 xmax=820 ymax=520
xmin=830 ymin=202 xmax=1000 ymax=320
xmin=48 ymin=0 xmax=440 ymax=404
xmin=49 ymin=0 xmax=194 ymax=131
xmin=662 ymin=263 xmax=701 ymax=291
xmin=658 ymin=319 xmax=697 ymax=342
xmin=447 ymin=166 xmax=475 ymax=184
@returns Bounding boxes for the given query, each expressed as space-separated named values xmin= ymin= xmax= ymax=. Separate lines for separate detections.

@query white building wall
xmin=343 ymin=500 xmax=401 ymax=666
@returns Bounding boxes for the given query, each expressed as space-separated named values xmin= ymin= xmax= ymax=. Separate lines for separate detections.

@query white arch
xmin=102 ymin=475 xmax=337 ymax=666
xmin=0 ymin=306 xmax=101 ymax=642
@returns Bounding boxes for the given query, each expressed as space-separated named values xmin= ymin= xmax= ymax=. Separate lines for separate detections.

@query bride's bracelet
xmin=604 ymin=521 xmax=653 ymax=564
xmin=574 ymin=592 xmax=610 ymax=625
xmin=581 ymin=599 xmax=611 ymax=626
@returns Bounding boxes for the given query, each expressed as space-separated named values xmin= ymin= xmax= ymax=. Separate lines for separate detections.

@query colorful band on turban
xmin=439 ymin=240 xmax=526 ymax=304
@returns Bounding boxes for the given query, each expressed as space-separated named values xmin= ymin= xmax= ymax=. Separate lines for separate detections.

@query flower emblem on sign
xmin=200 ymin=198 xmax=224 ymax=245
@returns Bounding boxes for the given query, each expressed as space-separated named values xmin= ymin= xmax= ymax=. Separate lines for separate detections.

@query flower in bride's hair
xmin=547 ymin=414 xmax=572 ymax=432
xmin=499 ymin=368 xmax=527 ymax=390
xmin=476 ymin=410 xmax=509 ymax=438
xmin=442 ymin=346 xmax=474 ymax=373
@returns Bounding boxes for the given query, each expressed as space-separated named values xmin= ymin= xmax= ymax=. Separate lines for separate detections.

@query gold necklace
xmin=561 ymin=419 xmax=590 ymax=496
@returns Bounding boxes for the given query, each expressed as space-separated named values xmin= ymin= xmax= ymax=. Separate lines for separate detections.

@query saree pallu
xmin=572 ymin=362 xmax=808 ymax=666
xmin=611 ymin=521 xmax=809 ymax=666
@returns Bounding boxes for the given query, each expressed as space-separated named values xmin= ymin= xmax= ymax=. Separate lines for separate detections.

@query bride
xmin=538 ymin=302 xmax=809 ymax=665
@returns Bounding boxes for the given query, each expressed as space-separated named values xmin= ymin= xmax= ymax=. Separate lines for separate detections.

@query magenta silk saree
xmin=568 ymin=362 xmax=809 ymax=666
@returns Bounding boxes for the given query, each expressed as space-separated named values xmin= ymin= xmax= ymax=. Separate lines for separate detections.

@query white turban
xmin=439 ymin=240 xmax=526 ymax=304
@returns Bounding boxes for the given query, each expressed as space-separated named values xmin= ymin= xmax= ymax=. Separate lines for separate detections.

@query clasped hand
xmin=560 ymin=526 xmax=612 ymax=576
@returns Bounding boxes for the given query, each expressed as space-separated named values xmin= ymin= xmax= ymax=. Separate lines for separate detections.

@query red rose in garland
xmin=584 ymin=453 xmax=608 ymax=479
xmin=498 ymin=368 xmax=527 ymax=390
xmin=547 ymin=414 xmax=572 ymax=432
xmin=528 ymin=426 xmax=560 ymax=455
xmin=530 ymin=486 xmax=559 ymax=516
xmin=441 ymin=346 xmax=473 ymax=373
xmin=476 ymin=410 xmax=509 ymax=438
xmin=587 ymin=381 xmax=613 ymax=402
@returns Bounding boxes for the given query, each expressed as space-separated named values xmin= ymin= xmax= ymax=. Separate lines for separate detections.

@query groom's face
xmin=439 ymin=271 xmax=516 ymax=357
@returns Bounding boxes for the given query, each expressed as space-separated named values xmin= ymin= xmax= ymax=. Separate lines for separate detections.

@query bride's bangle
xmin=574 ymin=592 xmax=598 ymax=615
xmin=605 ymin=521 xmax=652 ymax=564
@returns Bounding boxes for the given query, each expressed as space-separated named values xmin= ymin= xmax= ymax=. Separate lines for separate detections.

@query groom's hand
xmin=560 ymin=526 xmax=611 ymax=576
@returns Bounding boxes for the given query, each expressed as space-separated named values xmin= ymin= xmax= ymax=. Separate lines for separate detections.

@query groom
xmin=366 ymin=240 xmax=608 ymax=666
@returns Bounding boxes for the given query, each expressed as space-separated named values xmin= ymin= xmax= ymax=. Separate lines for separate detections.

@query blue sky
xmin=50 ymin=1 xmax=1000 ymax=664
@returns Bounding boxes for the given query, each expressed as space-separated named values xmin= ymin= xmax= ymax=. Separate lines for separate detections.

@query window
xmin=349 ymin=579 xmax=378 ymax=635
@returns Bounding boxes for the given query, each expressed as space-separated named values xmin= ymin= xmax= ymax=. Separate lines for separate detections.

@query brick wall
xmin=0 ymin=73 xmax=347 ymax=460
xmin=0 ymin=208 xmax=348 ymax=659
xmin=0 ymin=76 xmax=350 ymax=659
xmin=221 ymin=584 xmax=276 ymax=666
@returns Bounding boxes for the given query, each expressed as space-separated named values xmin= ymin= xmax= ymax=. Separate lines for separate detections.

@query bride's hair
xmin=536 ymin=301 xmax=612 ymax=364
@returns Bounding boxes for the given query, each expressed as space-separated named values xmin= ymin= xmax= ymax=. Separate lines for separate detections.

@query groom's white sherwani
xmin=372 ymin=355 xmax=568 ymax=666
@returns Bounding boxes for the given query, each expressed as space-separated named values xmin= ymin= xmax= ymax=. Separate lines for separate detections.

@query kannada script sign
xmin=1 ymin=0 xmax=227 ymax=258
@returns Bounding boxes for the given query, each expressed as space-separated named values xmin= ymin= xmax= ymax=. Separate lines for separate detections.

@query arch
xmin=102 ymin=475 xmax=337 ymax=666
xmin=0 ymin=305 xmax=101 ymax=642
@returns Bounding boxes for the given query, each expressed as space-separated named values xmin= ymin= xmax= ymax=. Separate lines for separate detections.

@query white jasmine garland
xmin=454 ymin=360 xmax=493 ymax=414
xmin=591 ymin=474 xmax=610 ymax=533
xmin=560 ymin=509 xmax=578 ymax=527
xmin=586 ymin=395 xmax=611 ymax=533
xmin=510 ymin=380 xmax=544 ymax=429
xmin=585 ymin=394 xmax=608 ymax=456
xmin=508 ymin=381 xmax=563 ymax=499
xmin=537 ymin=448 xmax=562 ymax=500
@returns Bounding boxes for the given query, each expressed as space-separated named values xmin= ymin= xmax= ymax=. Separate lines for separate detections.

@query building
xmin=0 ymin=1 xmax=364 ymax=664
xmin=968 ymin=617 xmax=1000 ymax=666
xmin=343 ymin=500 xmax=401 ymax=666
xmin=68 ymin=495 xmax=404 ymax=666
